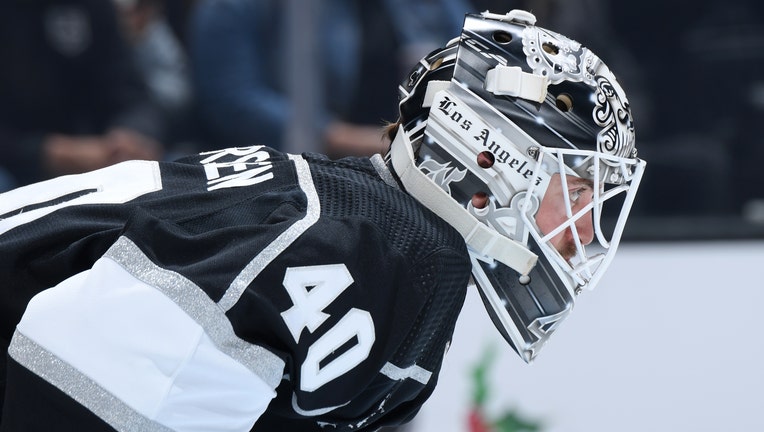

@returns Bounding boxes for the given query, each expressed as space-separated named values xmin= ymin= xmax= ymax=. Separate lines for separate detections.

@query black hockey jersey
xmin=0 ymin=146 xmax=470 ymax=431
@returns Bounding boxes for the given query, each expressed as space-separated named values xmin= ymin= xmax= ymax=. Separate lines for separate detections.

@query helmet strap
xmin=485 ymin=65 xmax=548 ymax=103
xmin=389 ymin=126 xmax=538 ymax=276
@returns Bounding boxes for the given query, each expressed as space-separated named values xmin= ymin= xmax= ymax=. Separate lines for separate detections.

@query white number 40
xmin=280 ymin=264 xmax=375 ymax=392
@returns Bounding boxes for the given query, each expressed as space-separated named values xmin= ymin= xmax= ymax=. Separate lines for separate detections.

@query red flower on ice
xmin=468 ymin=409 xmax=491 ymax=432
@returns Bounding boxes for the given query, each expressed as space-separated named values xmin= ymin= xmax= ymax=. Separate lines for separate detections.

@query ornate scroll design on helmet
xmin=521 ymin=24 xmax=636 ymax=169
xmin=593 ymin=75 xmax=635 ymax=162
xmin=521 ymin=27 xmax=594 ymax=85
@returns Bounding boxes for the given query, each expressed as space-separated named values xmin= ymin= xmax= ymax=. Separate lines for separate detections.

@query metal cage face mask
xmin=414 ymin=90 xmax=645 ymax=361
xmin=389 ymin=10 xmax=646 ymax=362
xmin=522 ymin=147 xmax=645 ymax=294
xmin=477 ymin=144 xmax=644 ymax=362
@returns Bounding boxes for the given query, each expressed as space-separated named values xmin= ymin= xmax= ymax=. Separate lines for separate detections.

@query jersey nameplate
xmin=199 ymin=146 xmax=275 ymax=191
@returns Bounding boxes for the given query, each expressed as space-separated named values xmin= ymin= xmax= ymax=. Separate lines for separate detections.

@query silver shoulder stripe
xmin=105 ymin=236 xmax=285 ymax=388
xmin=218 ymin=154 xmax=321 ymax=311
xmin=370 ymin=153 xmax=400 ymax=189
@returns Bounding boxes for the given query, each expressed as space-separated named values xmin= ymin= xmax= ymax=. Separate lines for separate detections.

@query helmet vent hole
xmin=430 ymin=57 xmax=444 ymax=70
xmin=492 ymin=31 xmax=512 ymax=44
xmin=542 ymin=42 xmax=559 ymax=55
xmin=477 ymin=151 xmax=495 ymax=168
xmin=471 ymin=192 xmax=489 ymax=209
xmin=555 ymin=93 xmax=574 ymax=112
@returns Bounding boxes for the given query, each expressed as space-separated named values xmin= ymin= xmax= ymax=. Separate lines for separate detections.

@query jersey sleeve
xmin=7 ymin=235 xmax=283 ymax=431
xmin=0 ymin=145 xmax=292 ymax=342
xmin=0 ymin=161 xmax=163 ymax=342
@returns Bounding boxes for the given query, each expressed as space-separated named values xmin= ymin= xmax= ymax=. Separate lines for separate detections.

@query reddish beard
xmin=557 ymin=229 xmax=579 ymax=262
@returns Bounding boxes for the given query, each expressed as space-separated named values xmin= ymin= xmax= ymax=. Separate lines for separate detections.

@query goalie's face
xmin=536 ymin=174 xmax=595 ymax=261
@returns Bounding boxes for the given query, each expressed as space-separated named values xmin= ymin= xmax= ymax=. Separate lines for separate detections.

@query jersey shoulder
xmin=305 ymin=153 xmax=469 ymax=261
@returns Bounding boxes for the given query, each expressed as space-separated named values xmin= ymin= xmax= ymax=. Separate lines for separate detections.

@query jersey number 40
xmin=281 ymin=264 xmax=375 ymax=392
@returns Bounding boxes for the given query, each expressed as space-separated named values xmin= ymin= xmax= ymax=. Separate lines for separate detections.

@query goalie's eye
xmin=568 ymin=181 xmax=593 ymax=207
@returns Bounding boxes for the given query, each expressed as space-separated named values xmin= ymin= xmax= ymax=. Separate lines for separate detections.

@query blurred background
xmin=1 ymin=0 xmax=762 ymax=430
xmin=3 ymin=0 xmax=764 ymax=236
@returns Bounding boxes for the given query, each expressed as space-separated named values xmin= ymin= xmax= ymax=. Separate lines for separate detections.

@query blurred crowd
xmin=1 ymin=0 xmax=763 ymax=224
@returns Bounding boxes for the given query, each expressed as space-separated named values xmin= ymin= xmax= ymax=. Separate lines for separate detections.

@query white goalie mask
xmin=387 ymin=10 xmax=646 ymax=362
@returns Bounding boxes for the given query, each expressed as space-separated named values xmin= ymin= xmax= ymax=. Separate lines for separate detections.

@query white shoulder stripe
xmin=380 ymin=362 xmax=432 ymax=385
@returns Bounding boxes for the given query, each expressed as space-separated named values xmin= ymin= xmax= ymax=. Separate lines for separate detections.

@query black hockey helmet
xmin=387 ymin=10 xmax=646 ymax=362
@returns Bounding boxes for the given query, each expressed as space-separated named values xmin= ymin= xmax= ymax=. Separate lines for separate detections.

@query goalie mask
xmin=387 ymin=10 xmax=646 ymax=362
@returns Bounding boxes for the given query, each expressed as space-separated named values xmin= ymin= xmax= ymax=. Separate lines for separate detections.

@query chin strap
xmin=389 ymin=127 xmax=538 ymax=276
